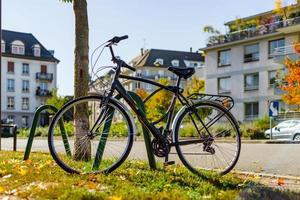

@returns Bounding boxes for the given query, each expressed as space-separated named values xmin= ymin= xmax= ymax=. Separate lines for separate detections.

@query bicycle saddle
xmin=168 ymin=66 xmax=195 ymax=79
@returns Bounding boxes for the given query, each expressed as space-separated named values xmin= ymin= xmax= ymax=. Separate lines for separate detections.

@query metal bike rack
xmin=23 ymin=94 xmax=157 ymax=170
xmin=93 ymin=91 xmax=156 ymax=170
xmin=23 ymin=105 xmax=71 ymax=160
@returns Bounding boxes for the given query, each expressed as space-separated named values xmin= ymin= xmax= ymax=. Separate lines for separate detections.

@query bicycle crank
xmin=151 ymin=139 xmax=170 ymax=157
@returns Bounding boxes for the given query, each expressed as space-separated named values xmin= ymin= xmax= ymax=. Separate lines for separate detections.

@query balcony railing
xmin=36 ymin=72 xmax=53 ymax=81
xmin=36 ymin=88 xmax=52 ymax=97
xmin=272 ymin=44 xmax=300 ymax=63
xmin=206 ymin=17 xmax=300 ymax=47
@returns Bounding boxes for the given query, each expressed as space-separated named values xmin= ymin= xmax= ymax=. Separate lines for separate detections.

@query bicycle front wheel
xmin=48 ymin=95 xmax=134 ymax=174
xmin=173 ymin=101 xmax=241 ymax=175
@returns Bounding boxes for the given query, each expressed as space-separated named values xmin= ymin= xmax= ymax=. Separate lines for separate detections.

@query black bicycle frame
xmin=103 ymin=44 xmax=211 ymax=144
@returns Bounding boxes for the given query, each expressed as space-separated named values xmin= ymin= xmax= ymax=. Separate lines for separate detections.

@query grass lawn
xmin=0 ymin=151 xmax=299 ymax=200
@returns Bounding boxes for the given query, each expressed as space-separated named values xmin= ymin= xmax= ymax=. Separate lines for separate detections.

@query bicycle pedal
xmin=163 ymin=161 xmax=175 ymax=166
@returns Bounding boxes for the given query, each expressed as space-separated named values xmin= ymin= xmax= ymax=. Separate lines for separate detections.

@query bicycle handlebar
xmin=107 ymin=35 xmax=128 ymax=44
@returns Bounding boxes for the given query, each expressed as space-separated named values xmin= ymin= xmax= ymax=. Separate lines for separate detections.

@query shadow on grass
xmin=238 ymin=183 xmax=300 ymax=200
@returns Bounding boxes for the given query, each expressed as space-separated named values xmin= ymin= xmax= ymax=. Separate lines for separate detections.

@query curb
xmin=232 ymin=170 xmax=300 ymax=181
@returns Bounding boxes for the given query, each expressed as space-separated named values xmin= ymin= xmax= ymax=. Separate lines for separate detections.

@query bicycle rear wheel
xmin=173 ymin=101 xmax=241 ymax=175
xmin=48 ymin=95 xmax=134 ymax=174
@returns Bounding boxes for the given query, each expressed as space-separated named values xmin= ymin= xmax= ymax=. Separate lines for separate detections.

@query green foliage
xmin=146 ymin=78 xmax=173 ymax=121
xmin=239 ymin=116 xmax=270 ymax=139
xmin=184 ymin=77 xmax=205 ymax=97
xmin=46 ymin=89 xmax=70 ymax=109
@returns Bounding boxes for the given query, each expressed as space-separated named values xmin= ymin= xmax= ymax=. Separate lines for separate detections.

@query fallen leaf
xmin=110 ymin=196 xmax=122 ymax=200
xmin=277 ymin=178 xmax=285 ymax=186
xmin=0 ymin=186 xmax=5 ymax=193
xmin=2 ymin=174 xmax=12 ymax=179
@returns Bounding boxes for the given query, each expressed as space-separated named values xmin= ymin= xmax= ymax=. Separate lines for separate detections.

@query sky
xmin=2 ymin=0 xmax=296 ymax=95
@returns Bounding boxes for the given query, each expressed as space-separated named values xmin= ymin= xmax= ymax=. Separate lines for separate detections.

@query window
xmin=136 ymin=70 xmax=142 ymax=77
xmin=135 ymin=82 xmax=141 ymax=89
xmin=172 ymin=60 xmax=179 ymax=67
xmin=268 ymin=38 xmax=285 ymax=58
xmin=22 ymin=63 xmax=29 ymax=75
xmin=244 ymin=73 xmax=259 ymax=91
xmin=7 ymin=97 xmax=15 ymax=110
xmin=11 ymin=40 xmax=25 ymax=55
xmin=218 ymin=49 xmax=231 ymax=67
xmin=22 ymin=80 xmax=30 ymax=93
xmin=154 ymin=58 xmax=164 ymax=66
xmin=33 ymin=44 xmax=41 ymax=57
xmin=41 ymin=65 xmax=47 ymax=73
xmin=1 ymin=40 xmax=5 ymax=53
xmin=7 ymin=62 xmax=14 ymax=73
xmin=22 ymin=97 xmax=29 ymax=110
xmin=244 ymin=44 xmax=259 ymax=62
xmin=158 ymin=70 xmax=164 ymax=77
xmin=269 ymin=70 xmax=277 ymax=86
xmin=7 ymin=115 xmax=15 ymax=123
xmin=245 ymin=102 xmax=259 ymax=120
xmin=22 ymin=116 xmax=29 ymax=128
xmin=218 ymin=77 xmax=231 ymax=94
xmin=146 ymin=83 xmax=152 ymax=90
xmin=40 ymin=82 xmax=48 ymax=90
xmin=7 ymin=79 xmax=15 ymax=92
xmin=269 ymin=70 xmax=285 ymax=86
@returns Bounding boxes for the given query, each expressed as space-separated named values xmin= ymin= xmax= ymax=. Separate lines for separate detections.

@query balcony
xmin=36 ymin=88 xmax=52 ymax=97
xmin=206 ymin=17 xmax=300 ymax=47
xmin=36 ymin=72 xmax=53 ymax=81
xmin=272 ymin=44 xmax=300 ymax=63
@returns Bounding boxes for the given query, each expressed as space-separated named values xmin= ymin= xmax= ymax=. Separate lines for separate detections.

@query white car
xmin=265 ymin=120 xmax=300 ymax=141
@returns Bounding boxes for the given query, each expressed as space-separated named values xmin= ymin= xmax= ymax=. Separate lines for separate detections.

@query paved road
xmin=1 ymin=138 xmax=300 ymax=176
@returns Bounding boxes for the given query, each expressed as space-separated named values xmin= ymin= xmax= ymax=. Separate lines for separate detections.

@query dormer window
xmin=171 ymin=60 xmax=179 ymax=67
xmin=154 ymin=58 xmax=164 ymax=66
xmin=33 ymin=44 xmax=41 ymax=57
xmin=1 ymin=40 xmax=5 ymax=53
xmin=11 ymin=40 xmax=25 ymax=55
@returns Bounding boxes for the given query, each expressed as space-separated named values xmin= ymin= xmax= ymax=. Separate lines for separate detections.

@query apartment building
xmin=127 ymin=49 xmax=204 ymax=92
xmin=201 ymin=4 xmax=300 ymax=122
xmin=1 ymin=30 xmax=59 ymax=127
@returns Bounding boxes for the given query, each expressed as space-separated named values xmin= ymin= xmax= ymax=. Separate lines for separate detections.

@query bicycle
xmin=48 ymin=35 xmax=241 ymax=175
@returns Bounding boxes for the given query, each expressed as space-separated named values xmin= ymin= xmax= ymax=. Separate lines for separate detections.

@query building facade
xmin=1 ymin=30 xmax=59 ymax=128
xmin=127 ymin=49 xmax=204 ymax=92
xmin=201 ymin=4 xmax=300 ymax=122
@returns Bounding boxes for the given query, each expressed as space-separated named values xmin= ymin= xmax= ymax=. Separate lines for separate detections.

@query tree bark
xmin=73 ymin=0 xmax=91 ymax=161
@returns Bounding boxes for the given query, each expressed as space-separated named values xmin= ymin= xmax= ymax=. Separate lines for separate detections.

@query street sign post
xmin=269 ymin=101 xmax=279 ymax=140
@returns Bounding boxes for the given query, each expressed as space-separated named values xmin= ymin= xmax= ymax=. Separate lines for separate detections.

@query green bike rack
xmin=92 ymin=91 xmax=156 ymax=170
xmin=24 ymin=93 xmax=156 ymax=170
xmin=23 ymin=105 xmax=71 ymax=160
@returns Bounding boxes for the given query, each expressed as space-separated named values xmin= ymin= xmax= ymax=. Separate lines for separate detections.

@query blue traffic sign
xmin=269 ymin=101 xmax=279 ymax=117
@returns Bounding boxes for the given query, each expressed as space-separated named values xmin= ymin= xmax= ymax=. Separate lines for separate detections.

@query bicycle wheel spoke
xmin=48 ymin=96 xmax=134 ymax=174
xmin=174 ymin=101 xmax=241 ymax=175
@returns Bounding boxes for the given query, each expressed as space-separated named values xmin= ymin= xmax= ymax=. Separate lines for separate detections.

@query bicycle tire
xmin=173 ymin=100 xmax=241 ymax=175
xmin=48 ymin=95 xmax=135 ymax=174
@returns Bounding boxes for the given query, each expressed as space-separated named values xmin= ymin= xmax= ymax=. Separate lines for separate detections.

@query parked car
xmin=265 ymin=120 xmax=300 ymax=141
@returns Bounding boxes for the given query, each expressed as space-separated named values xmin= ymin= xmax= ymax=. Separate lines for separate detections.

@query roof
xmin=1 ymin=30 xmax=59 ymax=63
xmin=131 ymin=49 xmax=204 ymax=68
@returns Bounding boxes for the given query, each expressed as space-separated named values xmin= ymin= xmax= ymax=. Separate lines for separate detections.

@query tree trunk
xmin=73 ymin=0 xmax=91 ymax=161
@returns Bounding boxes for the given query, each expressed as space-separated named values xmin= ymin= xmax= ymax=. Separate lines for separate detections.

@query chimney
xmin=141 ymin=48 xmax=144 ymax=56
xmin=190 ymin=47 xmax=192 ymax=53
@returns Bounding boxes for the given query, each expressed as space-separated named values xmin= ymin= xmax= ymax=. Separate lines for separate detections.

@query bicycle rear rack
xmin=187 ymin=93 xmax=234 ymax=111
